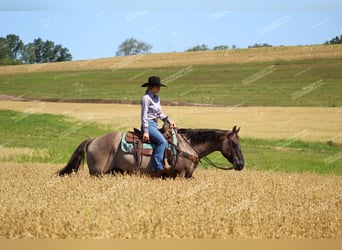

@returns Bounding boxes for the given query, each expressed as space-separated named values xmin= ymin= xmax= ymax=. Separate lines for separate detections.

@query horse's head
xmin=222 ymin=126 xmax=244 ymax=171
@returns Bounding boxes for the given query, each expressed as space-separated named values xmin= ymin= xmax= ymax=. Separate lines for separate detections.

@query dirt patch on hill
xmin=0 ymin=94 xmax=26 ymax=101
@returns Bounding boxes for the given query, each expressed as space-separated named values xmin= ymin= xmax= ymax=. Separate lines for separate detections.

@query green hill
xmin=0 ymin=45 xmax=341 ymax=107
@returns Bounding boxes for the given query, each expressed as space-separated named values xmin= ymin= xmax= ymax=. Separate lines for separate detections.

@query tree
xmin=0 ymin=34 xmax=72 ymax=65
xmin=42 ymin=40 xmax=55 ymax=63
xmin=5 ymin=34 xmax=24 ymax=60
xmin=213 ymin=45 xmax=229 ymax=50
xmin=0 ymin=37 xmax=10 ymax=60
xmin=21 ymin=38 xmax=72 ymax=64
xmin=248 ymin=43 xmax=272 ymax=48
xmin=53 ymin=45 xmax=72 ymax=62
xmin=185 ymin=44 xmax=209 ymax=52
xmin=21 ymin=43 xmax=36 ymax=64
xmin=32 ymin=38 xmax=45 ymax=63
xmin=116 ymin=38 xmax=152 ymax=56
xmin=0 ymin=34 xmax=24 ymax=65
xmin=324 ymin=35 xmax=342 ymax=45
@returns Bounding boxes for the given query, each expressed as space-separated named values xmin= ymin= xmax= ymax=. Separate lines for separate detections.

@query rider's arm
xmin=141 ymin=95 xmax=150 ymax=135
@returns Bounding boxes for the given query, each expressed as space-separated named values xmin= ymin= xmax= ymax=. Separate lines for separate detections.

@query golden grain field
xmin=1 ymin=101 xmax=341 ymax=239
xmin=0 ymin=163 xmax=340 ymax=239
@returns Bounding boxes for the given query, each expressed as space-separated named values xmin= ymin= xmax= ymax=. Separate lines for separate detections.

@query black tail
xmin=57 ymin=138 xmax=93 ymax=176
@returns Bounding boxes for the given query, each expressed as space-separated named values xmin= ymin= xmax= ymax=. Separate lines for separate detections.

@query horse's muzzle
xmin=233 ymin=160 xmax=244 ymax=171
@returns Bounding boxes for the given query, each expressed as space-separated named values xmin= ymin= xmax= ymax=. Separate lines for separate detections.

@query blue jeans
xmin=146 ymin=120 xmax=167 ymax=171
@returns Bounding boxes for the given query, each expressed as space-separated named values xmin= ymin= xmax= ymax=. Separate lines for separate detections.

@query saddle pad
xmin=121 ymin=132 xmax=155 ymax=153
xmin=120 ymin=130 xmax=178 ymax=154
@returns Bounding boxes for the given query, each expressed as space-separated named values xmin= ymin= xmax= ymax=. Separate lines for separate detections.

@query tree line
xmin=0 ymin=34 xmax=72 ymax=66
xmin=324 ymin=35 xmax=342 ymax=45
xmin=114 ymin=38 xmax=275 ymax=54
xmin=2 ymin=34 xmax=341 ymax=66
xmin=115 ymin=37 xmax=239 ymax=55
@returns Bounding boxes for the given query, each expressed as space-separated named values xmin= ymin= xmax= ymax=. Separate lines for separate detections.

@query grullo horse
xmin=57 ymin=125 xmax=244 ymax=179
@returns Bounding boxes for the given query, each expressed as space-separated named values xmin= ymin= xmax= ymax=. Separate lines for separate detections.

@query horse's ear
xmin=236 ymin=127 xmax=240 ymax=134
xmin=232 ymin=125 xmax=237 ymax=134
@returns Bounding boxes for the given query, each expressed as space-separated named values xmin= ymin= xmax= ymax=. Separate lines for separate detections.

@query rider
xmin=141 ymin=76 xmax=176 ymax=172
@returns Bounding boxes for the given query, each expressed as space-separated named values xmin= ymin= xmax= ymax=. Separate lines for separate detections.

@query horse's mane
xmin=178 ymin=128 xmax=226 ymax=145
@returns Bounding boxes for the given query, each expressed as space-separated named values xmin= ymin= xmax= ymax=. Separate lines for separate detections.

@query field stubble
xmin=0 ymin=163 xmax=340 ymax=239
xmin=1 ymin=45 xmax=341 ymax=75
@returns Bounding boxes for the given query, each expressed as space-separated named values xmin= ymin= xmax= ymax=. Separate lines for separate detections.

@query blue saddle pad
xmin=121 ymin=129 xmax=177 ymax=154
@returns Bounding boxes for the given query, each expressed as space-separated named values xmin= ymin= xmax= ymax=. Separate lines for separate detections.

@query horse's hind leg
xmin=86 ymin=132 xmax=121 ymax=175
xmin=86 ymin=151 xmax=109 ymax=176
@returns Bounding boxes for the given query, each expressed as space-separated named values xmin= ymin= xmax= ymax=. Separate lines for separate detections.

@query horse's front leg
xmin=184 ymin=164 xmax=195 ymax=179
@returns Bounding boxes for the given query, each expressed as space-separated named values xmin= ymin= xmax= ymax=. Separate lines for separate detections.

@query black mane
xmin=178 ymin=128 xmax=226 ymax=145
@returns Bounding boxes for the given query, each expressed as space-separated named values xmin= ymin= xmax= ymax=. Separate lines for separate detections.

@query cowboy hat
xmin=141 ymin=76 xmax=167 ymax=87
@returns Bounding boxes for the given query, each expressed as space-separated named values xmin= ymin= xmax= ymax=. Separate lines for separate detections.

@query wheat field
xmin=0 ymin=163 xmax=340 ymax=239
xmin=1 ymin=101 xmax=341 ymax=238
xmin=0 ymin=102 xmax=341 ymax=239
xmin=1 ymin=45 xmax=342 ymax=75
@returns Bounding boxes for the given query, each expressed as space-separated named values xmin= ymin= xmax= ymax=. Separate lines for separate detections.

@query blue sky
xmin=1 ymin=0 xmax=341 ymax=60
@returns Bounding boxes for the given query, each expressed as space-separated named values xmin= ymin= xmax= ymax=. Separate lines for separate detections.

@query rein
xmin=166 ymin=128 xmax=199 ymax=165
xmin=178 ymin=130 xmax=235 ymax=171
xmin=200 ymin=155 xmax=235 ymax=171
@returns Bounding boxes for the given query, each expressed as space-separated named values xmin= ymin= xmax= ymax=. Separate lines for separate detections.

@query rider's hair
xmin=145 ymin=86 xmax=153 ymax=94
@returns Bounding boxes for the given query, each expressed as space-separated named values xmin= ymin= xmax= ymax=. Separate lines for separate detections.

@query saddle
xmin=121 ymin=128 xmax=177 ymax=168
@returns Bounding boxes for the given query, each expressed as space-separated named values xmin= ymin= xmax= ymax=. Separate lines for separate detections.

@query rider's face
xmin=150 ymin=85 xmax=161 ymax=95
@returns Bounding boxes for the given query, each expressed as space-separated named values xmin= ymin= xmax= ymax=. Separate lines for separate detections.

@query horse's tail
xmin=56 ymin=138 xmax=93 ymax=176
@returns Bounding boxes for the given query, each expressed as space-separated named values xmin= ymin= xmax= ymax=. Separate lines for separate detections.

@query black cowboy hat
xmin=141 ymin=76 xmax=167 ymax=87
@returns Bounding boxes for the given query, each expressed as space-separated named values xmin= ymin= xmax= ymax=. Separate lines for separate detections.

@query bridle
xmin=177 ymin=129 xmax=235 ymax=171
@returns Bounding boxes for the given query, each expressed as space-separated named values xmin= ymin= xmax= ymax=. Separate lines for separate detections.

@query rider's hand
xmin=169 ymin=120 xmax=177 ymax=128
xmin=142 ymin=133 xmax=150 ymax=142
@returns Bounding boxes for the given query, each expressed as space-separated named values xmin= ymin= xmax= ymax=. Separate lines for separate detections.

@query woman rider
xmin=141 ymin=76 xmax=176 ymax=172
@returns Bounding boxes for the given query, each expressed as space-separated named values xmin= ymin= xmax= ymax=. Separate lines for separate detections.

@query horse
xmin=56 ymin=125 xmax=244 ymax=179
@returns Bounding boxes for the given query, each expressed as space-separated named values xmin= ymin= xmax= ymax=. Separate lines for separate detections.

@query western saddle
xmin=123 ymin=123 xmax=177 ymax=169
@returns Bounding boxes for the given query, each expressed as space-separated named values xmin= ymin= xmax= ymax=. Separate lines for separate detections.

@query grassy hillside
xmin=0 ymin=58 xmax=341 ymax=106
xmin=0 ymin=110 xmax=107 ymax=163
